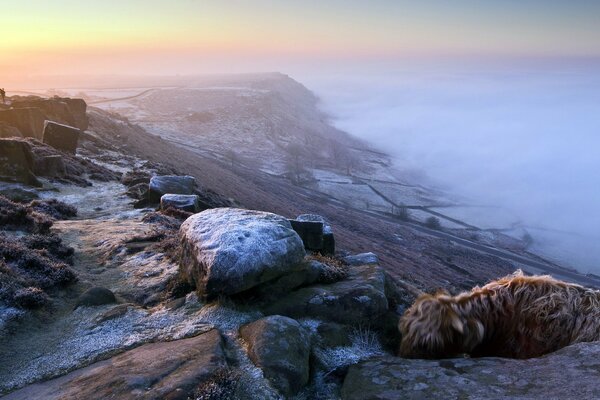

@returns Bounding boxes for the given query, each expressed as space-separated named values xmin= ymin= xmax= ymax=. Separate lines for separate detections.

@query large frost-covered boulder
xmin=179 ymin=208 xmax=306 ymax=298
xmin=148 ymin=175 xmax=196 ymax=203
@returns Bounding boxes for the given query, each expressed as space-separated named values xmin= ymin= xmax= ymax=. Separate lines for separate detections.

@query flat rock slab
xmin=179 ymin=208 xmax=305 ymax=298
xmin=4 ymin=329 xmax=227 ymax=400
xmin=341 ymin=342 xmax=600 ymax=400
xmin=263 ymin=263 xmax=388 ymax=325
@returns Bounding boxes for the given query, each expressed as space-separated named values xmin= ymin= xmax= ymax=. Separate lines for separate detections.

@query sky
xmin=3 ymin=0 xmax=600 ymax=86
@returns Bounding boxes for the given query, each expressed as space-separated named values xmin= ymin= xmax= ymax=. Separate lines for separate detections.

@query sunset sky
xmin=3 ymin=0 xmax=600 ymax=86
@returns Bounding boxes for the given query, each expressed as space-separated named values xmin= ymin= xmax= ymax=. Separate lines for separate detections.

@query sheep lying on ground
xmin=399 ymin=271 xmax=600 ymax=359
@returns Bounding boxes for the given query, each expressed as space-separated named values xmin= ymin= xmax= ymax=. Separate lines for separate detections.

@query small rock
xmin=160 ymin=193 xmax=200 ymax=213
xmin=240 ymin=315 xmax=310 ymax=396
xmin=148 ymin=175 xmax=196 ymax=203
xmin=75 ymin=287 xmax=116 ymax=308
xmin=343 ymin=252 xmax=379 ymax=266
xmin=42 ymin=121 xmax=81 ymax=154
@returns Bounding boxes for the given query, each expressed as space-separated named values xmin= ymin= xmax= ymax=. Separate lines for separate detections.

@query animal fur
xmin=399 ymin=270 xmax=600 ymax=359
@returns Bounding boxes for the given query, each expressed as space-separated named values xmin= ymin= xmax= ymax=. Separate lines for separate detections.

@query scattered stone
xmin=341 ymin=342 xmax=600 ymax=399
xmin=42 ymin=121 xmax=80 ymax=154
xmin=0 ymin=108 xmax=46 ymax=139
xmin=343 ymin=252 xmax=378 ymax=266
xmin=75 ymin=287 xmax=116 ymax=308
xmin=148 ymin=175 xmax=196 ymax=203
xmin=3 ymin=329 xmax=227 ymax=400
xmin=160 ymin=194 xmax=200 ymax=213
xmin=179 ymin=208 xmax=305 ymax=298
xmin=0 ymin=139 xmax=40 ymax=186
xmin=264 ymin=263 xmax=389 ymax=326
xmin=240 ymin=315 xmax=310 ymax=396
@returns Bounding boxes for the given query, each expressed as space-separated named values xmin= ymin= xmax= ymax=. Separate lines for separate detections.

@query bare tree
xmin=285 ymin=142 xmax=311 ymax=184
xmin=329 ymin=140 xmax=361 ymax=175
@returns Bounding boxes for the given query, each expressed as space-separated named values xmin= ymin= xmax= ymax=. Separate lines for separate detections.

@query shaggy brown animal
xmin=399 ymin=270 xmax=600 ymax=359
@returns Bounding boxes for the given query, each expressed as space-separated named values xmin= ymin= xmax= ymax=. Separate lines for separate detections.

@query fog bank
xmin=302 ymin=63 xmax=600 ymax=272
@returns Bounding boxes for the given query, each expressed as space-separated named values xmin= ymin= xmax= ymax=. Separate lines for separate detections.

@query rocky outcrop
xmin=264 ymin=262 xmax=389 ymax=326
xmin=240 ymin=315 xmax=310 ymax=396
xmin=3 ymin=329 xmax=227 ymax=400
xmin=42 ymin=121 xmax=81 ymax=154
xmin=160 ymin=194 xmax=200 ymax=213
xmin=179 ymin=208 xmax=306 ymax=298
xmin=0 ymin=139 xmax=40 ymax=186
xmin=11 ymin=97 xmax=88 ymax=131
xmin=148 ymin=175 xmax=196 ymax=203
xmin=341 ymin=342 xmax=600 ymax=399
xmin=0 ymin=108 xmax=46 ymax=139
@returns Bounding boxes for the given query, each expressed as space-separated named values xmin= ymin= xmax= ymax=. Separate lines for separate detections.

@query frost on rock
xmin=179 ymin=208 xmax=306 ymax=298
xmin=0 ymin=305 xmax=214 ymax=393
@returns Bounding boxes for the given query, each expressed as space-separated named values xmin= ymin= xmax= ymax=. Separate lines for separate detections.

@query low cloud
xmin=301 ymin=62 xmax=600 ymax=271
